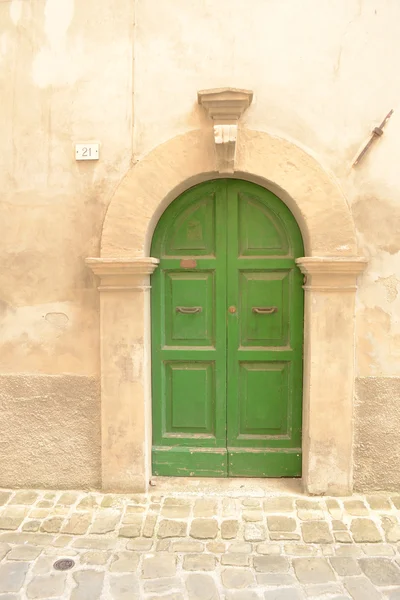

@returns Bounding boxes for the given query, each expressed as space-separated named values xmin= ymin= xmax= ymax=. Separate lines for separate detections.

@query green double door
xmin=151 ymin=180 xmax=304 ymax=477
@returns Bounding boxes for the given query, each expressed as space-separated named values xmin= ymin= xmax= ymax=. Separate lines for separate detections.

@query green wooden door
xmin=151 ymin=180 xmax=304 ymax=477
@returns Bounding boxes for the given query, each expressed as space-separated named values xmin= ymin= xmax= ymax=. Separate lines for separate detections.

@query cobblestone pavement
xmin=1 ymin=487 xmax=400 ymax=599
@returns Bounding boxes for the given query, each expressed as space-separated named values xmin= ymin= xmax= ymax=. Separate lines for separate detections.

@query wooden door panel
xmin=228 ymin=450 xmax=302 ymax=477
xmin=239 ymin=270 xmax=290 ymax=347
xmin=165 ymin=271 xmax=215 ymax=347
xmin=151 ymin=182 xmax=227 ymax=476
xmin=238 ymin=192 xmax=289 ymax=257
xmin=163 ymin=361 xmax=216 ymax=437
xmin=227 ymin=180 xmax=304 ymax=477
xmin=153 ymin=448 xmax=228 ymax=477
xmin=238 ymin=361 xmax=290 ymax=438
xmin=165 ymin=193 xmax=216 ymax=256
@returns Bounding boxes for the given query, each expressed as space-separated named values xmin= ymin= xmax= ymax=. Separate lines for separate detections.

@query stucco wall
xmin=354 ymin=378 xmax=400 ymax=491
xmin=1 ymin=0 xmax=399 ymax=489
xmin=0 ymin=0 xmax=134 ymax=487
xmin=0 ymin=375 xmax=100 ymax=489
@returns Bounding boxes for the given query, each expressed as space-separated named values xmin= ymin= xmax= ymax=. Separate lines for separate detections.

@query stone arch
xmin=100 ymin=129 xmax=357 ymax=259
xmin=87 ymin=128 xmax=366 ymax=496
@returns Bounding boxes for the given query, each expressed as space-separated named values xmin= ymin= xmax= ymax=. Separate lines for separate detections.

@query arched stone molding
xmin=100 ymin=129 xmax=357 ymax=259
xmin=87 ymin=128 xmax=366 ymax=495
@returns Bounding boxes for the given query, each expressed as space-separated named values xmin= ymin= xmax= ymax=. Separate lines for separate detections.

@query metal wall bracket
xmin=353 ymin=109 xmax=394 ymax=167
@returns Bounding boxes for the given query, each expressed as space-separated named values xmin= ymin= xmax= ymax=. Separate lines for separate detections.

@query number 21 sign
xmin=75 ymin=144 xmax=100 ymax=161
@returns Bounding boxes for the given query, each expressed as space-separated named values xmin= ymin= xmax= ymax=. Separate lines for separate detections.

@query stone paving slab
xmin=0 ymin=488 xmax=400 ymax=598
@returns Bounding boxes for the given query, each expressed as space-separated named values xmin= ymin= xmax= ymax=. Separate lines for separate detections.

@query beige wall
xmin=1 ymin=0 xmax=399 ymax=489
xmin=0 ymin=0 xmax=134 ymax=487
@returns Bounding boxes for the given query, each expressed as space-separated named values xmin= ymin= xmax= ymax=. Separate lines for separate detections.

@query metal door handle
xmin=252 ymin=306 xmax=278 ymax=314
xmin=176 ymin=306 xmax=203 ymax=314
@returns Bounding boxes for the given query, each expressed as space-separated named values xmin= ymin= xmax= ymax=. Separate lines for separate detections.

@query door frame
xmin=86 ymin=127 xmax=367 ymax=496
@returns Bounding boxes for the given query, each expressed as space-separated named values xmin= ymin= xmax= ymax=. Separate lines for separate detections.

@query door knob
xmin=228 ymin=306 xmax=237 ymax=314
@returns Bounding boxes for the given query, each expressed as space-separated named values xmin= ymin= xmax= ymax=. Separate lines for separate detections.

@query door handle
xmin=252 ymin=306 xmax=278 ymax=314
xmin=176 ymin=306 xmax=203 ymax=314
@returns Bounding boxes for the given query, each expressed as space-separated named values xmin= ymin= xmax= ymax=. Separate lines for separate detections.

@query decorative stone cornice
xmin=86 ymin=257 xmax=159 ymax=291
xmin=296 ymin=257 xmax=368 ymax=291
xmin=198 ymin=88 xmax=253 ymax=173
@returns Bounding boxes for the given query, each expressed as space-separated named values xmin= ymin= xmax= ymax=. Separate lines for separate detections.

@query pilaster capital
xmin=86 ymin=257 xmax=159 ymax=291
xmin=296 ymin=256 xmax=368 ymax=291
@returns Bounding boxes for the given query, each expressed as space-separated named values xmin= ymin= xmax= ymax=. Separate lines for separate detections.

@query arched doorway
xmin=150 ymin=179 xmax=304 ymax=478
xmin=86 ymin=127 xmax=366 ymax=495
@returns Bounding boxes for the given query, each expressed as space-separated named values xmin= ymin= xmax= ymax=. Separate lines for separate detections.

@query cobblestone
xmin=143 ymin=514 xmax=157 ymax=537
xmin=382 ymin=515 xmax=400 ymax=542
xmin=90 ymin=510 xmax=120 ymax=534
xmin=329 ymin=556 xmax=361 ymax=576
xmin=302 ymin=521 xmax=333 ymax=543
xmin=190 ymin=519 xmax=218 ymax=539
xmin=159 ymin=519 xmax=187 ymax=538
xmin=267 ymin=516 xmax=296 ymax=532
xmin=142 ymin=554 xmax=176 ymax=578
xmin=256 ymin=543 xmax=280 ymax=555
xmin=344 ymin=500 xmax=369 ymax=516
xmin=62 ymin=513 xmax=91 ymax=535
xmin=194 ymin=499 xmax=217 ymax=517
xmin=344 ymin=576 xmax=382 ymax=600
xmin=127 ymin=537 xmax=153 ymax=551
xmin=0 ymin=492 xmax=12 ymax=505
xmin=244 ymin=523 xmax=266 ymax=541
xmin=0 ymin=508 xmax=28 ymax=531
xmin=366 ymin=495 xmax=392 ymax=511
xmin=207 ymin=541 xmax=225 ymax=553
xmin=257 ymin=573 xmax=296 ymax=585
xmin=40 ymin=516 xmax=63 ymax=533
xmin=221 ymin=520 xmax=239 ymax=539
xmin=221 ymin=553 xmax=250 ymax=567
xmin=110 ymin=550 xmax=140 ymax=572
xmin=225 ymin=592 xmax=259 ymax=600
xmin=183 ymin=554 xmax=217 ymax=571
xmin=80 ymin=549 xmax=110 ymax=565
xmin=253 ymin=556 xmax=289 ymax=573
xmin=144 ymin=577 xmax=181 ymax=594
xmin=10 ymin=492 xmax=38 ymax=505
xmin=172 ymin=540 xmax=204 ymax=552
xmin=0 ymin=488 xmax=400 ymax=597
xmin=185 ymin=573 xmax=219 ymax=599
xmin=359 ymin=557 xmax=400 ymax=585
xmin=26 ymin=573 xmax=66 ymax=599
xmin=292 ymin=558 xmax=336 ymax=583
xmin=334 ymin=531 xmax=352 ymax=543
xmin=162 ymin=499 xmax=191 ymax=518
xmin=0 ymin=562 xmax=29 ymax=593
xmin=109 ymin=574 xmax=140 ymax=600
xmin=243 ymin=510 xmax=263 ymax=522
xmin=221 ymin=568 xmax=255 ymax=589
xmin=263 ymin=497 xmax=294 ymax=512
xmin=351 ymin=518 xmax=382 ymax=542
xmin=264 ymin=589 xmax=302 ymax=599
xmin=7 ymin=545 xmax=42 ymax=560
xmin=71 ymin=570 xmax=104 ymax=600
xmin=119 ymin=524 xmax=142 ymax=538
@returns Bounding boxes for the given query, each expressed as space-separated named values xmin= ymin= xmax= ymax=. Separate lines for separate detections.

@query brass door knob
xmin=228 ymin=306 xmax=237 ymax=314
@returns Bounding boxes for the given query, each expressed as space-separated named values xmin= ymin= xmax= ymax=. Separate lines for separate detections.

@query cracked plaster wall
xmin=1 ymin=0 xmax=400 ymax=488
